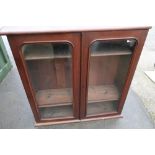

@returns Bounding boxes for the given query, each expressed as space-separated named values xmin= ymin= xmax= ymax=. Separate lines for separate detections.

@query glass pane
xmin=22 ymin=42 xmax=73 ymax=119
xmin=87 ymin=39 xmax=137 ymax=116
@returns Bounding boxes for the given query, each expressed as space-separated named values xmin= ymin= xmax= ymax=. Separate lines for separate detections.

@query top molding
xmin=0 ymin=26 xmax=152 ymax=35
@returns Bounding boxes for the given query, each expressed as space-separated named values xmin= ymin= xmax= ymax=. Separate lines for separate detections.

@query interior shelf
xmin=91 ymin=49 xmax=132 ymax=56
xmin=23 ymin=41 xmax=132 ymax=60
xmin=36 ymin=85 xmax=119 ymax=108
xmin=36 ymin=88 xmax=72 ymax=108
xmin=23 ymin=43 xmax=71 ymax=60
xmin=88 ymin=85 xmax=120 ymax=103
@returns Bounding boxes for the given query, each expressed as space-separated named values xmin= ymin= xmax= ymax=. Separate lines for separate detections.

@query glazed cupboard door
xmin=81 ymin=30 xmax=149 ymax=119
xmin=8 ymin=33 xmax=81 ymax=123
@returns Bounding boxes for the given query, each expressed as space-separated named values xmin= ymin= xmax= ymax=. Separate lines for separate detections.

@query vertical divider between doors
xmin=79 ymin=32 xmax=86 ymax=119
xmin=79 ymin=32 xmax=83 ymax=119
xmin=67 ymin=33 xmax=80 ymax=119
xmin=80 ymin=32 xmax=89 ymax=119
xmin=80 ymin=32 xmax=84 ymax=119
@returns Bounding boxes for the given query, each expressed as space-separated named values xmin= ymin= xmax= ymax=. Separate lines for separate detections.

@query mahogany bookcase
xmin=0 ymin=27 xmax=150 ymax=126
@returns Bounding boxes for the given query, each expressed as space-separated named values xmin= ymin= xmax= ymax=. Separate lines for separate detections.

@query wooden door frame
xmin=80 ymin=29 xmax=149 ymax=119
xmin=0 ymin=37 xmax=12 ymax=83
xmin=7 ymin=32 xmax=81 ymax=124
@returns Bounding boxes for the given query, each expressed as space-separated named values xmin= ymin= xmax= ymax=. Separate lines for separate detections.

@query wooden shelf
xmin=36 ymin=85 xmax=119 ymax=108
xmin=91 ymin=49 xmax=132 ymax=56
xmin=36 ymin=88 xmax=72 ymax=108
xmin=23 ymin=43 xmax=71 ymax=60
xmin=88 ymin=85 xmax=120 ymax=103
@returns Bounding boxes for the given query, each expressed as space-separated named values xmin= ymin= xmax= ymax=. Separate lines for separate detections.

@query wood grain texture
xmin=36 ymin=88 xmax=72 ymax=107
xmin=36 ymin=85 xmax=119 ymax=108
xmin=89 ymin=56 xmax=119 ymax=85
xmin=88 ymin=85 xmax=120 ymax=103
xmin=54 ymin=59 xmax=68 ymax=88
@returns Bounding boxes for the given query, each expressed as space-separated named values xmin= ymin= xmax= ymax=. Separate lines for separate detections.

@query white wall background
xmin=0 ymin=0 xmax=154 ymax=26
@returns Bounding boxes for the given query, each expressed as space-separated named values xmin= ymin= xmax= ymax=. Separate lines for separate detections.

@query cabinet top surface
xmin=0 ymin=26 xmax=151 ymax=35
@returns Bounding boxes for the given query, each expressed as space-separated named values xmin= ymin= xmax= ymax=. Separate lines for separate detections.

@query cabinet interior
xmin=87 ymin=39 xmax=136 ymax=116
xmin=22 ymin=42 xmax=73 ymax=118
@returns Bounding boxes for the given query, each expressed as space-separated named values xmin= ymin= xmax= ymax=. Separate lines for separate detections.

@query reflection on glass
xmin=87 ymin=39 xmax=137 ymax=116
xmin=22 ymin=42 xmax=73 ymax=119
